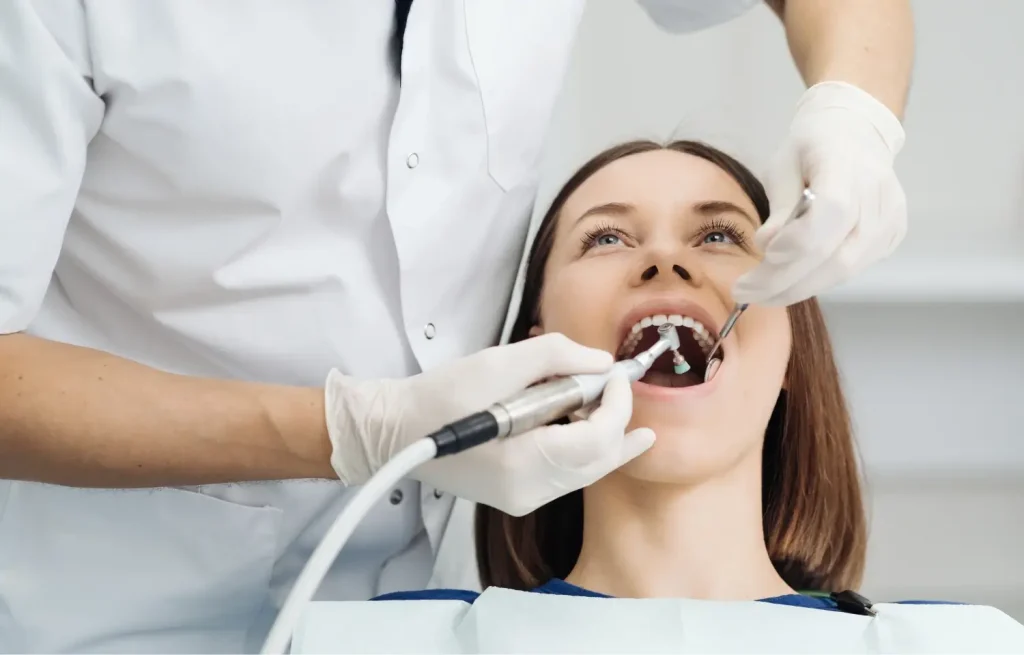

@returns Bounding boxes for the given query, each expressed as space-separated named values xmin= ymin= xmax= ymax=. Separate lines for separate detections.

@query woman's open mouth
xmin=616 ymin=314 xmax=723 ymax=388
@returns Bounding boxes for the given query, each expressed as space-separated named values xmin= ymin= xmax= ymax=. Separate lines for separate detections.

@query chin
xmin=615 ymin=426 xmax=754 ymax=486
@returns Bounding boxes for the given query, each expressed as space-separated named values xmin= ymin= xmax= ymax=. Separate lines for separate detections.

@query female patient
xmin=379 ymin=140 xmax=884 ymax=609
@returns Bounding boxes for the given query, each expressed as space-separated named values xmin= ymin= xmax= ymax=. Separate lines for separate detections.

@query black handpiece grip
xmin=429 ymin=411 xmax=500 ymax=458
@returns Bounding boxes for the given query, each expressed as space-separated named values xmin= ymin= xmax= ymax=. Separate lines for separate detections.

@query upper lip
xmin=616 ymin=297 xmax=725 ymax=355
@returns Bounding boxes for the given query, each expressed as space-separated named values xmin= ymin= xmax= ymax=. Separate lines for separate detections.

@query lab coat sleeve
xmin=635 ymin=0 xmax=760 ymax=34
xmin=0 ymin=0 xmax=104 ymax=334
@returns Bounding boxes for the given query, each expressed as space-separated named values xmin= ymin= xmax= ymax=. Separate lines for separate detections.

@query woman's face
xmin=533 ymin=149 xmax=791 ymax=483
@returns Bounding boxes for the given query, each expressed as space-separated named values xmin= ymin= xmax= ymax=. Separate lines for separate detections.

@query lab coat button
xmin=423 ymin=323 xmax=436 ymax=339
xmin=433 ymin=489 xmax=444 ymax=499
xmin=389 ymin=489 xmax=404 ymax=505
xmin=406 ymin=152 xmax=419 ymax=169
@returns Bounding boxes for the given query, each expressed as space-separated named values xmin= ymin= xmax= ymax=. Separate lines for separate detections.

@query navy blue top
xmin=373 ymin=578 xmax=955 ymax=612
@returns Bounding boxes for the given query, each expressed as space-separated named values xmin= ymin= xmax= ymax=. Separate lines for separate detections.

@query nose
xmin=635 ymin=242 xmax=703 ymax=287
xmin=640 ymin=263 xmax=691 ymax=282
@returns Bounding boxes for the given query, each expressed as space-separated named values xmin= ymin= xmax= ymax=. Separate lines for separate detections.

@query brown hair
xmin=476 ymin=140 xmax=866 ymax=594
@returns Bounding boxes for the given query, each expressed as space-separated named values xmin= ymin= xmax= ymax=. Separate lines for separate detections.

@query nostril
xmin=672 ymin=264 xmax=690 ymax=280
xmin=641 ymin=265 xmax=658 ymax=281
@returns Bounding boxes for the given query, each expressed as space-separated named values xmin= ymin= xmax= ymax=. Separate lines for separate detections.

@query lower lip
xmin=630 ymin=355 xmax=729 ymax=400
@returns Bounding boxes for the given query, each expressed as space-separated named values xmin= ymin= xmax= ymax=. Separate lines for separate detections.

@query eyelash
xmin=578 ymin=218 xmax=749 ymax=253
xmin=697 ymin=217 xmax=749 ymax=248
xmin=579 ymin=221 xmax=629 ymax=253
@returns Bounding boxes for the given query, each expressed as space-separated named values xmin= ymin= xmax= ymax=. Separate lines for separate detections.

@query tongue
xmin=641 ymin=369 xmax=703 ymax=388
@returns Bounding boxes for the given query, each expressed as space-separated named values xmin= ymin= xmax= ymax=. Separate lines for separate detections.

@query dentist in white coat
xmin=0 ymin=0 xmax=912 ymax=652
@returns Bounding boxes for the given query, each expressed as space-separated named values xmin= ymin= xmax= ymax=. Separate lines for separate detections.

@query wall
xmin=527 ymin=0 xmax=1024 ymax=619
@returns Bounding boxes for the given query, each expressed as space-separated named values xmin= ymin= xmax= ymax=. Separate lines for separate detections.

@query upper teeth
xmin=619 ymin=313 xmax=714 ymax=358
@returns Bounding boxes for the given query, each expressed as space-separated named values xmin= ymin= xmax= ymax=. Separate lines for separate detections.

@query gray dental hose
xmin=261 ymin=324 xmax=682 ymax=654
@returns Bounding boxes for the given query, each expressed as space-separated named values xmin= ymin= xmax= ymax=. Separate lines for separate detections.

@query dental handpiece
xmin=429 ymin=325 xmax=681 ymax=457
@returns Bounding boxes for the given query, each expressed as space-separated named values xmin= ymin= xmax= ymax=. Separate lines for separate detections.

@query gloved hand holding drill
xmin=325 ymin=333 xmax=655 ymax=516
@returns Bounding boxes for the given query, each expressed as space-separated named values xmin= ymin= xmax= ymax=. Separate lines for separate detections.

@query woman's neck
xmin=565 ymin=455 xmax=792 ymax=600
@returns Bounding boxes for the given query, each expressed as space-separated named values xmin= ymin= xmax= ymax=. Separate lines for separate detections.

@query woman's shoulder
xmin=767 ymin=589 xmax=964 ymax=613
xmin=372 ymin=588 xmax=483 ymax=603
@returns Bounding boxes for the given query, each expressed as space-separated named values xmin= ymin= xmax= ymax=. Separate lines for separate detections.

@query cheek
xmin=739 ymin=306 xmax=792 ymax=393
xmin=537 ymin=262 xmax=620 ymax=351
xmin=702 ymin=251 xmax=761 ymax=287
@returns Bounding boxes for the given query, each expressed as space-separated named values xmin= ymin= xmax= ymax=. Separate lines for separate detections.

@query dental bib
xmin=291 ymin=587 xmax=1024 ymax=653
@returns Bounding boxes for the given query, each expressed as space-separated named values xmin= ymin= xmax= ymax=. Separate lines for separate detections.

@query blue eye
xmin=580 ymin=223 xmax=631 ymax=253
xmin=703 ymin=231 xmax=735 ymax=245
xmin=697 ymin=218 xmax=749 ymax=249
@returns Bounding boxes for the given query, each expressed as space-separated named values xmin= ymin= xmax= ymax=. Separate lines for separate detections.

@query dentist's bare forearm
xmin=767 ymin=0 xmax=914 ymax=119
xmin=0 ymin=333 xmax=335 ymax=487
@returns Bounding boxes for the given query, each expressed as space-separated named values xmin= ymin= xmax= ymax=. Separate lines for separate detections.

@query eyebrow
xmin=573 ymin=200 xmax=759 ymax=228
xmin=691 ymin=200 xmax=759 ymax=228
xmin=573 ymin=202 xmax=635 ymax=225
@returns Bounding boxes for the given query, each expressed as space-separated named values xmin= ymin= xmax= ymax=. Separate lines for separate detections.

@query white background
xmin=530 ymin=0 xmax=1024 ymax=619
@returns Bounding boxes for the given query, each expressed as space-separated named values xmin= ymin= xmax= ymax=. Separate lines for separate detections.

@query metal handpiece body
xmin=488 ymin=325 xmax=680 ymax=439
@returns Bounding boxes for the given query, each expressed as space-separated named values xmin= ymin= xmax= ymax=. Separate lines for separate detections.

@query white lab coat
xmin=0 ymin=0 xmax=758 ymax=652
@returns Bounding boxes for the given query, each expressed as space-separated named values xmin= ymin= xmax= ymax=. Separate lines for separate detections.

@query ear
xmin=528 ymin=325 xmax=544 ymax=338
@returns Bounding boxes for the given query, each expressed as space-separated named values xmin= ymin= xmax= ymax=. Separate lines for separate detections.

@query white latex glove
xmin=324 ymin=333 xmax=656 ymax=516
xmin=732 ymin=81 xmax=908 ymax=307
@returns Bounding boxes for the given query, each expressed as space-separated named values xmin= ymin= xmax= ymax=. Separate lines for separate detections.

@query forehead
xmin=559 ymin=149 xmax=757 ymax=223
